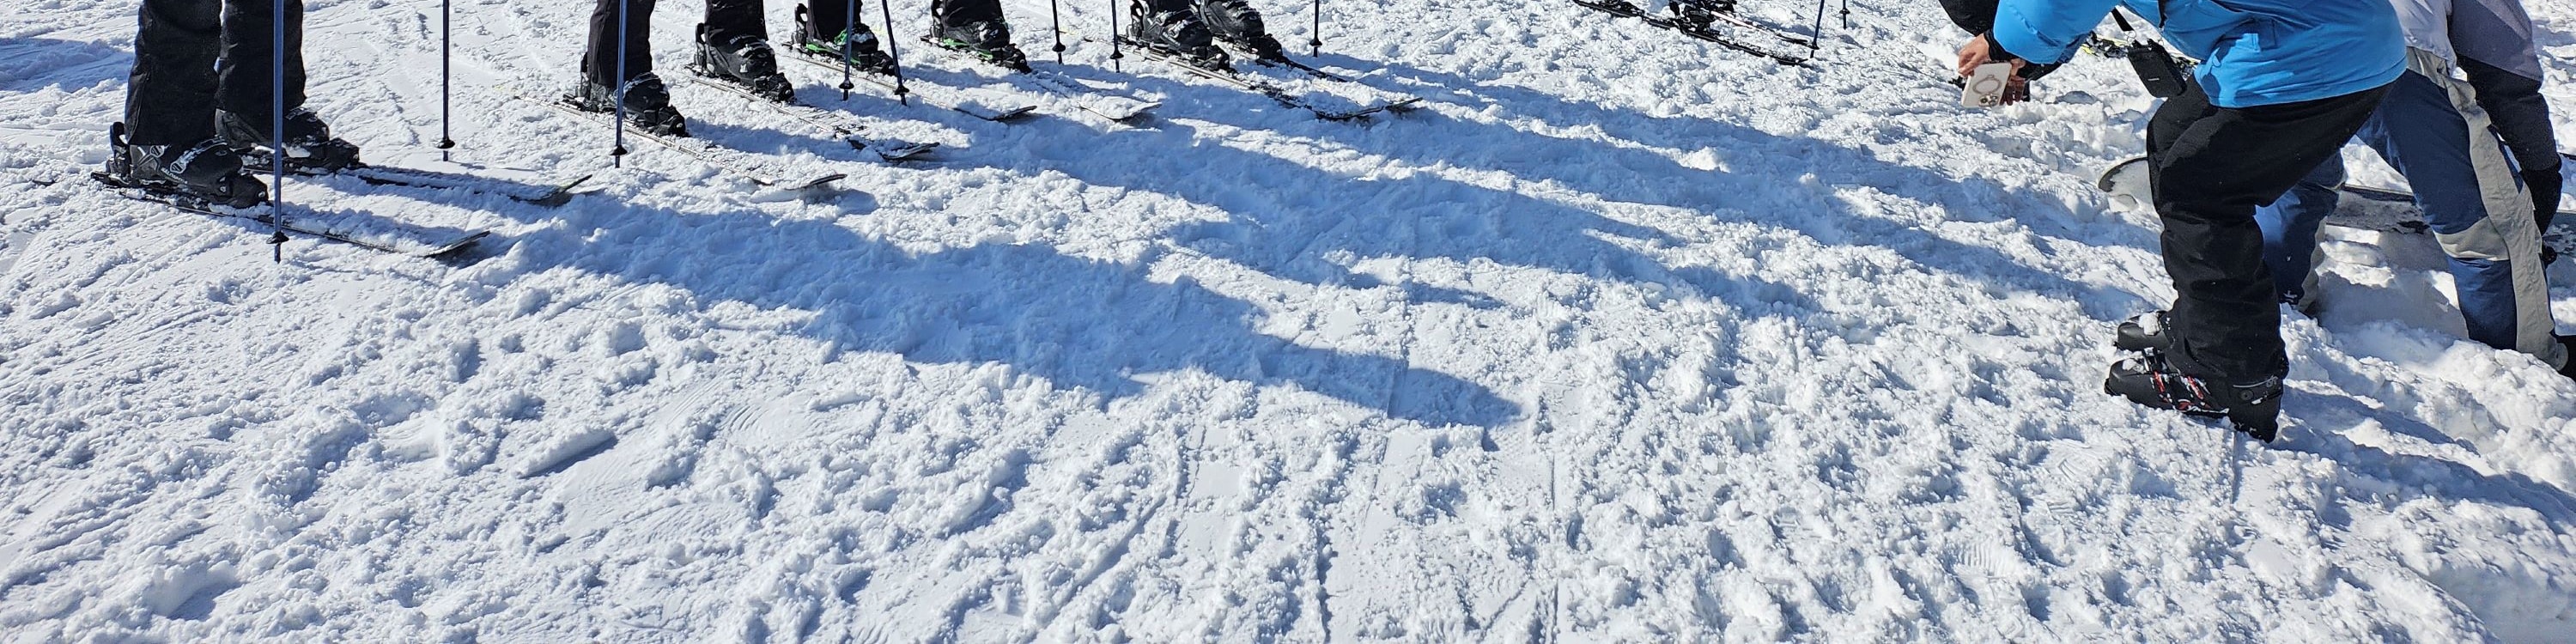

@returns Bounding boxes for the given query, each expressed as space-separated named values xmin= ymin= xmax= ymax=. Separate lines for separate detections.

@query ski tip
xmin=422 ymin=230 xmax=499 ymax=258
xmin=874 ymin=143 xmax=940 ymax=161
xmin=982 ymin=106 xmax=1042 ymax=121
xmin=2095 ymin=156 xmax=2148 ymax=192
xmin=794 ymin=173 xmax=849 ymax=191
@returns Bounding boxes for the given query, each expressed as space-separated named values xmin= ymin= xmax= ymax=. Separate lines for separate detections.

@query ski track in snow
xmin=5 ymin=0 xmax=2576 ymax=640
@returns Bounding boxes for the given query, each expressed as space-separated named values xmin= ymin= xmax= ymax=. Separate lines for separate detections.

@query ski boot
xmin=2111 ymin=310 xmax=2168 ymax=352
xmin=100 ymin=123 xmax=266 ymax=208
xmin=566 ymin=72 xmax=690 ymax=137
xmin=215 ymin=106 xmax=361 ymax=172
xmin=930 ymin=18 xmax=1032 ymax=72
xmin=1194 ymin=0 xmax=1283 ymax=61
xmin=1125 ymin=2 xmax=1229 ymax=71
xmin=693 ymin=25 xmax=797 ymax=102
xmin=2103 ymin=349 xmax=2283 ymax=441
xmin=1666 ymin=0 xmax=1737 ymax=30
xmin=793 ymin=4 xmax=897 ymax=75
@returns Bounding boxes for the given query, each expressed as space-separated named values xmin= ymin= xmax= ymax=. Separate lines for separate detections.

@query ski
xmin=514 ymin=93 xmax=848 ymax=191
xmin=913 ymin=37 xmax=1161 ymax=123
xmin=93 ymin=171 xmax=492 ymax=257
xmin=1070 ymin=31 xmax=1416 ymax=120
xmin=1572 ymin=0 xmax=1813 ymax=66
xmin=780 ymin=52 xmax=1040 ymax=122
xmin=678 ymin=70 xmax=942 ymax=161
xmin=240 ymin=153 xmax=593 ymax=207
xmin=1020 ymin=68 xmax=1162 ymax=122
xmin=1217 ymin=46 xmax=1428 ymax=115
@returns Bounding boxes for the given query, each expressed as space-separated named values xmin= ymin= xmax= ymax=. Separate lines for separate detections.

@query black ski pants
xmin=125 ymin=0 xmax=306 ymax=146
xmin=2147 ymin=81 xmax=2389 ymax=381
xmin=586 ymin=0 xmax=769 ymax=87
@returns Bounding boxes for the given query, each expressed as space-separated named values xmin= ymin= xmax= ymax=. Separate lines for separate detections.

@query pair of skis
xmin=518 ymin=64 xmax=956 ymax=196
xmin=91 ymin=169 xmax=502 ymax=258
xmin=779 ymin=39 xmax=1184 ymax=123
xmin=1091 ymin=32 xmax=1424 ymax=120
xmin=786 ymin=29 xmax=1416 ymax=122
xmin=1573 ymin=0 xmax=1816 ymax=66
xmin=675 ymin=65 xmax=945 ymax=161
xmin=88 ymin=121 xmax=584 ymax=257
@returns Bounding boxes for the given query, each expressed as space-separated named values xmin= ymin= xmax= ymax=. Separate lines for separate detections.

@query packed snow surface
xmin=5 ymin=0 xmax=2576 ymax=640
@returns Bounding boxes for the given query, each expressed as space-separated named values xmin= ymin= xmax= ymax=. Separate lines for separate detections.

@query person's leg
xmin=801 ymin=0 xmax=849 ymax=41
xmin=1125 ymin=0 xmax=1222 ymax=68
xmin=215 ymin=0 xmax=307 ymax=123
xmin=1193 ymin=0 xmax=1280 ymax=58
xmin=703 ymin=0 xmax=767 ymax=43
xmin=696 ymin=0 xmax=793 ymax=100
xmin=126 ymin=0 xmax=222 ymax=146
xmin=585 ymin=0 xmax=659 ymax=88
xmin=927 ymin=0 xmax=1026 ymax=69
xmin=2117 ymin=82 xmax=2385 ymax=436
xmin=2364 ymin=55 xmax=2562 ymax=367
xmin=933 ymin=0 xmax=1003 ymax=27
xmin=2147 ymin=85 xmax=2387 ymax=382
xmin=569 ymin=0 xmax=685 ymax=134
xmin=2253 ymin=155 xmax=2348 ymax=307
xmin=787 ymin=0 xmax=891 ymax=71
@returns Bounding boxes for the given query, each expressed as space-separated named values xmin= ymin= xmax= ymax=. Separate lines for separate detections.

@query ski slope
xmin=3 ymin=0 xmax=2576 ymax=639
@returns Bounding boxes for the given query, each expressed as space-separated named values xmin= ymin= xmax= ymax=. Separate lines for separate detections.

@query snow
xmin=4 ymin=0 xmax=2576 ymax=639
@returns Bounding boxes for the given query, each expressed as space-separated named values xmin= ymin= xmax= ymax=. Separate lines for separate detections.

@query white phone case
xmin=1960 ymin=63 xmax=2012 ymax=108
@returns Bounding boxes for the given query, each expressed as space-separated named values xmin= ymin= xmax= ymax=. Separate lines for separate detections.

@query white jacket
xmin=2390 ymin=0 xmax=2543 ymax=80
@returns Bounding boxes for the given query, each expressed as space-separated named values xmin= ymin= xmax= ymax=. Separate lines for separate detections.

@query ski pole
xmin=1048 ymin=0 xmax=1065 ymax=64
xmin=877 ymin=0 xmax=908 ymax=104
xmin=611 ymin=0 xmax=630 ymax=166
xmin=1107 ymin=0 xmax=1121 ymax=72
xmin=270 ymin=0 xmax=288 ymax=262
xmin=1309 ymin=0 xmax=1321 ymax=57
xmin=1807 ymin=0 xmax=1826 ymax=57
xmin=1838 ymin=0 xmax=1848 ymax=30
xmin=438 ymin=0 xmax=453 ymax=161
xmin=840 ymin=0 xmax=857 ymax=100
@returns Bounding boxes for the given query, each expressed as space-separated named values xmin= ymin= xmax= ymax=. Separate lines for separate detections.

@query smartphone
xmin=1960 ymin=63 xmax=2013 ymax=108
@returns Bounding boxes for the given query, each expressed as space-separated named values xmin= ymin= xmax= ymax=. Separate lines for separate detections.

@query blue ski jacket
xmin=1991 ymin=0 xmax=2405 ymax=108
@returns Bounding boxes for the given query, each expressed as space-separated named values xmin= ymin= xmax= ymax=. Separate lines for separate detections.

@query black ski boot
xmin=2104 ymin=350 xmax=2283 ymax=441
xmin=101 ymin=123 xmax=266 ymax=208
xmin=1194 ymin=0 xmax=1283 ymax=61
xmin=2560 ymin=336 xmax=2576 ymax=380
xmin=567 ymin=73 xmax=690 ymax=137
xmin=793 ymin=4 xmax=897 ymax=75
xmin=2113 ymin=310 xmax=2168 ymax=352
xmin=931 ymin=18 xmax=1031 ymax=72
xmin=1667 ymin=0 xmax=1737 ymax=30
xmin=215 ymin=106 xmax=361 ymax=172
xmin=1125 ymin=3 xmax=1229 ymax=70
xmin=693 ymin=25 xmax=797 ymax=102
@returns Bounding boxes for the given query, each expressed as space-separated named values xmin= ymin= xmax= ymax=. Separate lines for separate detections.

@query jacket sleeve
xmin=1990 ymin=0 xmax=2123 ymax=65
xmin=2462 ymin=57 xmax=2558 ymax=173
xmin=1940 ymin=0 xmax=2001 ymax=33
